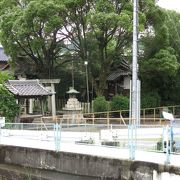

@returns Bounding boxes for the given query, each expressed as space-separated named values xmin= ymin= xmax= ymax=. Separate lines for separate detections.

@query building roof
xmin=0 ymin=47 xmax=9 ymax=62
xmin=4 ymin=80 xmax=52 ymax=98
xmin=107 ymin=70 xmax=131 ymax=81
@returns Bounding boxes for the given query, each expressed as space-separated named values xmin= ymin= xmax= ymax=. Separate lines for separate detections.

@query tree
xmin=60 ymin=0 xmax=136 ymax=96
xmin=2 ymin=0 xmax=177 ymax=104
xmin=0 ymin=0 xmax=66 ymax=78
xmin=139 ymin=8 xmax=180 ymax=104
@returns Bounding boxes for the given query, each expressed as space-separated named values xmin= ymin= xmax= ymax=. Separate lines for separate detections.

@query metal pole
xmin=132 ymin=0 xmax=138 ymax=125
xmin=129 ymin=0 xmax=139 ymax=161
xmin=129 ymin=80 xmax=132 ymax=125
xmin=91 ymin=79 xmax=94 ymax=112
xmin=71 ymin=60 xmax=74 ymax=88
xmin=137 ymin=80 xmax=141 ymax=125
xmin=85 ymin=61 xmax=90 ymax=113
xmin=54 ymin=123 xmax=61 ymax=152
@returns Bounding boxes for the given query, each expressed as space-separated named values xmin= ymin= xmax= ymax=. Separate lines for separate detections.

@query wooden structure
xmin=107 ymin=69 xmax=131 ymax=99
xmin=4 ymin=79 xmax=52 ymax=122
xmin=39 ymin=79 xmax=60 ymax=117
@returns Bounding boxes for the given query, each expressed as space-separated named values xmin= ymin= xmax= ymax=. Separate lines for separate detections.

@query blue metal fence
xmin=0 ymin=123 xmax=180 ymax=164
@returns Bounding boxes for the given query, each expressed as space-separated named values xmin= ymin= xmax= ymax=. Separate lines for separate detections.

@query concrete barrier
xmin=0 ymin=145 xmax=180 ymax=180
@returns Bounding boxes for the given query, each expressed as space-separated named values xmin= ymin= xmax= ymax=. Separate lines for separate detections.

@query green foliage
xmin=110 ymin=95 xmax=129 ymax=111
xmin=0 ymin=0 xmax=179 ymax=106
xmin=141 ymin=48 xmax=179 ymax=77
xmin=0 ymin=85 xmax=19 ymax=123
xmin=0 ymin=72 xmax=19 ymax=123
xmin=0 ymin=0 xmax=65 ymax=78
xmin=0 ymin=71 xmax=14 ymax=84
xmin=140 ymin=8 xmax=180 ymax=105
xmin=141 ymin=92 xmax=161 ymax=108
xmin=93 ymin=96 xmax=109 ymax=112
xmin=62 ymin=0 xmax=152 ymax=96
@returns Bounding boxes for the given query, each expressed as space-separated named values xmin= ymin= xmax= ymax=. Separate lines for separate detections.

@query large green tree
xmin=61 ymin=0 xmax=150 ymax=96
xmin=1 ymin=0 xmax=179 ymax=105
xmin=140 ymin=8 xmax=180 ymax=104
xmin=0 ymin=0 xmax=65 ymax=78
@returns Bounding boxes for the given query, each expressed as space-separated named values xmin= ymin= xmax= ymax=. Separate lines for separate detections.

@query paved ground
xmin=0 ymin=128 xmax=180 ymax=168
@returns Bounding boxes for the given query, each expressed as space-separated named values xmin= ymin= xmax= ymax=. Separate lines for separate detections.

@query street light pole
xmin=129 ymin=0 xmax=139 ymax=161
xmin=71 ymin=60 xmax=74 ymax=88
xmin=132 ymin=0 xmax=138 ymax=125
xmin=84 ymin=61 xmax=90 ymax=113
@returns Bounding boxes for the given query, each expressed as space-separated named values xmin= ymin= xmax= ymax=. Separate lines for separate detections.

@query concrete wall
xmin=0 ymin=145 xmax=180 ymax=180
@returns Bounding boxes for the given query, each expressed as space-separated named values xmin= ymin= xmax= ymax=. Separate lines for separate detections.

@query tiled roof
xmin=4 ymin=80 xmax=52 ymax=97
xmin=107 ymin=70 xmax=131 ymax=81
xmin=0 ymin=47 xmax=9 ymax=62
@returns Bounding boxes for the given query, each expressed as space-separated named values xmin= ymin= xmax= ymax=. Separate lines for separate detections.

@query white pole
xmin=84 ymin=61 xmax=90 ymax=113
xmin=131 ymin=0 xmax=138 ymax=125
xmin=136 ymin=80 xmax=141 ymax=125
xmin=129 ymin=80 xmax=132 ymax=125
xmin=129 ymin=0 xmax=139 ymax=160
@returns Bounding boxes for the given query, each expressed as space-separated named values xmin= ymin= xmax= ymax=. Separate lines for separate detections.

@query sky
xmin=157 ymin=0 xmax=180 ymax=12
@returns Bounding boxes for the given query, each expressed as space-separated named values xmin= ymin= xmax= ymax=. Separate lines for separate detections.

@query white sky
xmin=157 ymin=0 xmax=180 ymax=12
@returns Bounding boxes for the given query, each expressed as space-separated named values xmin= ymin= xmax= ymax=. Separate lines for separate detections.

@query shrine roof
xmin=107 ymin=70 xmax=131 ymax=81
xmin=4 ymin=79 xmax=53 ymax=98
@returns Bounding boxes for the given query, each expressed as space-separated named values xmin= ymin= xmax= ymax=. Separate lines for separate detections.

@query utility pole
xmin=131 ymin=0 xmax=139 ymax=125
xmin=129 ymin=0 xmax=140 ymax=161
xmin=84 ymin=61 xmax=90 ymax=113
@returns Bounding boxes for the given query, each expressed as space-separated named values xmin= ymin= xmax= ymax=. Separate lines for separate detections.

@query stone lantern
xmin=62 ymin=87 xmax=83 ymax=123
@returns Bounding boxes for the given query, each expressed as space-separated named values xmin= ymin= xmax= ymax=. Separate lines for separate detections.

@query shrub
xmin=0 ymin=71 xmax=14 ymax=84
xmin=0 ymin=85 xmax=20 ymax=123
xmin=93 ymin=96 xmax=109 ymax=112
xmin=0 ymin=72 xmax=19 ymax=123
xmin=141 ymin=92 xmax=161 ymax=108
xmin=111 ymin=95 xmax=129 ymax=111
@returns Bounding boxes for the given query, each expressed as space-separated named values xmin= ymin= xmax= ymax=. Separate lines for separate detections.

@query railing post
xmin=107 ymin=112 xmax=110 ymax=128
xmin=164 ymin=125 xmax=171 ymax=164
xmin=119 ymin=111 xmax=121 ymax=124
xmin=92 ymin=113 xmax=95 ymax=125
xmin=172 ymin=106 xmax=175 ymax=116
xmin=143 ymin=109 xmax=145 ymax=124
xmin=154 ymin=108 xmax=156 ymax=123
xmin=54 ymin=123 xmax=61 ymax=152
xmin=128 ymin=124 xmax=136 ymax=160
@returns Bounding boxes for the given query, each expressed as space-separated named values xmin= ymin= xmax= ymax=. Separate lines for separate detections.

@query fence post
xmin=172 ymin=106 xmax=175 ymax=116
xmin=165 ymin=125 xmax=171 ymax=164
xmin=143 ymin=109 xmax=145 ymax=124
xmin=54 ymin=123 xmax=61 ymax=152
xmin=107 ymin=112 xmax=110 ymax=128
xmin=128 ymin=124 xmax=136 ymax=160
xmin=119 ymin=111 xmax=121 ymax=124
xmin=154 ymin=108 xmax=156 ymax=123
xmin=92 ymin=113 xmax=95 ymax=125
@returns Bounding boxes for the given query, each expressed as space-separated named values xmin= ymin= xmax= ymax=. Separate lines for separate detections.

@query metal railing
xmin=0 ymin=122 xmax=180 ymax=164
xmin=41 ymin=105 xmax=180 ymax=126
